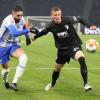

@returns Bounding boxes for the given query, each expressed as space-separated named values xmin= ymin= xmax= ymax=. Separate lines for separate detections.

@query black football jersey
xmin=35 ymin=16 xmax=90 ymax=49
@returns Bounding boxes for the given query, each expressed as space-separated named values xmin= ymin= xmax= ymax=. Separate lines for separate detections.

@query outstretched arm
xmin=69 ymin=16 xmax=96 ymax=29
xmin=8 ymin=24 xmax=29 ymax=37
xmin=30 ymin=27 xmax=49 ymax=40
xmin=77 ymin=17 xmax=96 ymax=29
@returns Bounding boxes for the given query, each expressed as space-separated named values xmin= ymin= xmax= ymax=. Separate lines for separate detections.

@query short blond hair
xmin=51 ymin=6 xmax=61 ymax=13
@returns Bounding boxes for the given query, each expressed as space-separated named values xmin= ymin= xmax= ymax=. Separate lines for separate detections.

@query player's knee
xmin=19 ymin=54 xmax=27 ymax=68
xmin=78 ymin=57 xmax=87 ymax=68
xmin=78 ymin=57 xmax=85 ymax=62
xmin=55 ymin=64 xmax=63 ymax=72
xmin=75 ymin=50 xmax=84 ymax=60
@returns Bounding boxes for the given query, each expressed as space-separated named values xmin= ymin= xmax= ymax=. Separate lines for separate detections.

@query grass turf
xmin=0 ymin=34 xmax=100 ymax=100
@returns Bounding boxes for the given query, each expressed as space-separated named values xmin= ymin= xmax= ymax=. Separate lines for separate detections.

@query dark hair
xmin=13 ymin=5 xmax=23 ymax=12
xmin=51 ymin=6 xmax=61 ymax=12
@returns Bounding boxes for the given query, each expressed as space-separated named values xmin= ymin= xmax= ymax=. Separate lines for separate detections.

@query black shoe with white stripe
xmin=10 ymin=83 xmax=18 ymax=91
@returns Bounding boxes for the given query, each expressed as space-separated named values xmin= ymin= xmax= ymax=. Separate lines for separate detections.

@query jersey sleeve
xmin=34 ymin=26 xmax=50 ymax=39
xmin=8 ymin=25 xmax=29 ymax=37
xmin=34 ymin=21 xmax=54 ymax=39
xmin=74 ymin=16 xmax=90 ymax=28
xmin=66 ymin=16 xmax=90 ymax=28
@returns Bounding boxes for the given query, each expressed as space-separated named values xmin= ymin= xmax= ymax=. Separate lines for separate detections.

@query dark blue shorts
xmin=0 ymin=44 xmax=21 ymax=64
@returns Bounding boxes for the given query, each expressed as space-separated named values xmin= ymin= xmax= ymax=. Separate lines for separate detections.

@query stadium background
xmin=0 ymin=0 xmax=100 ymax=26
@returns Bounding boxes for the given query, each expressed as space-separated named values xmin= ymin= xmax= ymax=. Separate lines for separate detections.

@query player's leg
xmin=74 ymin=50 xmax=92 ymax=91
xmin=0 ymin=47 xmax=10 ymax=89
xmin=52 ymin=64 xmax=62 ymax=86
xmin=1 ymin=63 xmax=10 ymax=89
xmin=45 ymin=63 xmax=63 ymax=91
xmin=10 ymin=45 xmax=27 ymax=91
xmin=45 ymin=50 xmax=69 ymax=91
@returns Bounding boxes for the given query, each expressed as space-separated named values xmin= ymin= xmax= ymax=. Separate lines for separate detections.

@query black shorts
xmin=56 ymin=45 xmax=82 ymax=64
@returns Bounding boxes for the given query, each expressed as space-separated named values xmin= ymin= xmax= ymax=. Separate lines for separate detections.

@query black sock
xmin=78 ymin=57 xmax=88 ymax=85
xmin=51 ymin=70 xmax=60 ymax=86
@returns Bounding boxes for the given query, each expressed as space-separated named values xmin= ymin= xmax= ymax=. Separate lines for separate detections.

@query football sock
xmin=1 ymin=68 xmax=9 ymax=83
xmin=51 ymin=70 xmax=60 ymax=86
xmin=78 ymin=57 xmax=87 ymax=85
xmin=12 ymin=54 xmax=27 ymax=83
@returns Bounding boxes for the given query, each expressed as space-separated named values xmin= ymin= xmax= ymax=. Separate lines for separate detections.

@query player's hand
xmin=30 ymin=33 xmax=36 ymax=41
xmin=25 ymin=21 xmax=31 ymax=31
xmin=90 ymin=25 xmax=96 ymax=30
xmin=26 ymin=38 xmax=31 ymax=46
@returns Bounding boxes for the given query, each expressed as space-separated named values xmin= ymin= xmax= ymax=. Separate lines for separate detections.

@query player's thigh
xmin=12 ymin=48 xmax=26 ymax=59
xmin=74 ymin=50 xmax=84 ymax=60
xmin=2 ymin=63 xmax=9 ymax=69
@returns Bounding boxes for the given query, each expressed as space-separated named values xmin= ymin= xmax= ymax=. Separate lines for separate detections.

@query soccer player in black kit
xmin=30 ymin=6 xmax=96 ymax=91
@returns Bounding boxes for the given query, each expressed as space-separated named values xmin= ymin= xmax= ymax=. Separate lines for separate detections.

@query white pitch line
xmin=1 ymin=67 xmax=99 ymax=70
xmin=2 ymin=67 xmax=100 ymax=70
xmin=30 ymin=67 xmax=100 ymax=70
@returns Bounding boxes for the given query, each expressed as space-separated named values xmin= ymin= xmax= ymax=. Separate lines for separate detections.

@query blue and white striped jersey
xmin=0 ymin=15 xmax=26 ymax=47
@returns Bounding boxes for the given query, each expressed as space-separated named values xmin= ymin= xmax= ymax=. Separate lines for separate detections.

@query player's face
xmin=12 ymin=11 xmax=23 ymax=23
xmin=51 ymin=10 xmax=62 ymax=24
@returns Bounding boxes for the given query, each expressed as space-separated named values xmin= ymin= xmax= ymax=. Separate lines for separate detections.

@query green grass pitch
xmin=0 ymin=34 xmax=100 ymax=100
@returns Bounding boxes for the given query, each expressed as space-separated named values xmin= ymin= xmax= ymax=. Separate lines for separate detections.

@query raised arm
xmin=67 ymin=16 xmax=96 ymax=29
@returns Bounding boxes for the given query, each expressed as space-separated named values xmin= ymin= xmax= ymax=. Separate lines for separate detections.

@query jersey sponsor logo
xmin=84 ymin=27 xmax=100 ymax=35
xmin=57 ymin=31 xmax=69 ymax=38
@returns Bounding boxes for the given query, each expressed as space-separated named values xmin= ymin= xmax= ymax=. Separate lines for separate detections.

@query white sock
xmin=12 ymin=54 xmax=27 ymax=83
xmin=1 ymin=68 xmax=10 ymax=82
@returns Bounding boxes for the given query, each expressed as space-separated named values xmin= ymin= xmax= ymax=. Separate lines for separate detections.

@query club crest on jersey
xmin=65 ymin=25 xmax=69 ymax=30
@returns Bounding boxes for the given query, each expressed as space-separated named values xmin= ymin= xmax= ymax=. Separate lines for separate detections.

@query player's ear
xmin=51 ymin=12 xmax=53 ymax=17
xmin=61 ymin=13 xmax=63 ymax=17
xmin=12 ymin=10 xmax=15 ymax=15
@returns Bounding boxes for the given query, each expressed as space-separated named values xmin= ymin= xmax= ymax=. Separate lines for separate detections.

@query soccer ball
xmin=85 ymin=39 xmax=99 ymax=53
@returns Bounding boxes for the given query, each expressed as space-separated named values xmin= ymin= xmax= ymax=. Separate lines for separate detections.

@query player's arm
xmin=8 ymin=24 xmax=29 ymax=37
xmin=67 ymin=16 xmax=90 ymax=28
xmin=75 ymin=16 xmax=96 ymax=29
xmin=74 ymin=16 xmax=91 ymax=28
xmin=8 ymin=24 xmax=31 ymax=46
xmin=69 ymin=16 xmax=96 ymax=29
xmin=30 ymin=27 xmax=49 ymax=40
